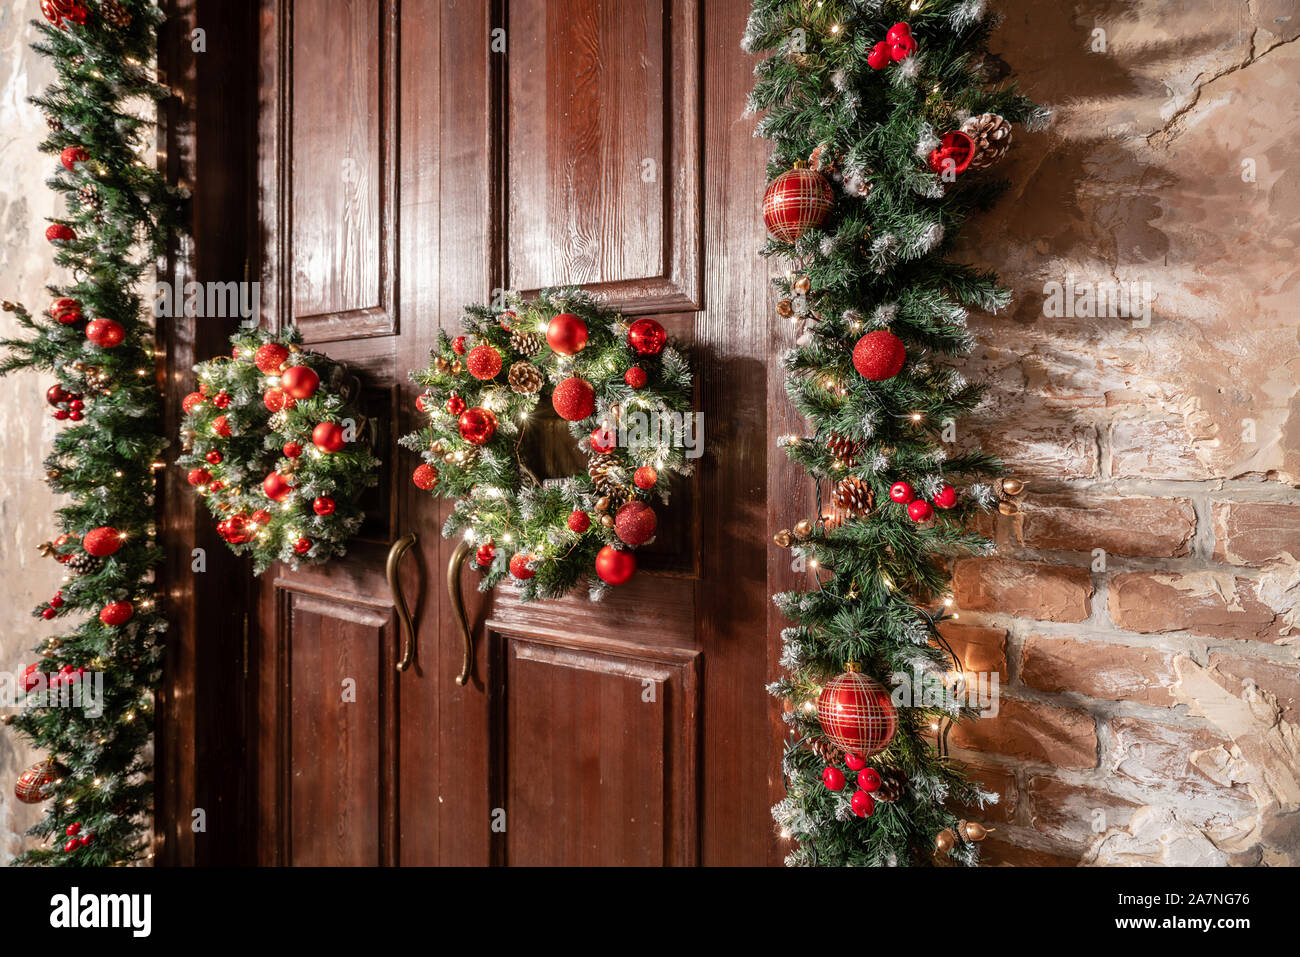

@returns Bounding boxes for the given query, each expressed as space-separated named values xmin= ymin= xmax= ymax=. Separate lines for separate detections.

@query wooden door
xmin=244 ymin=0 xmax=783 ymax=867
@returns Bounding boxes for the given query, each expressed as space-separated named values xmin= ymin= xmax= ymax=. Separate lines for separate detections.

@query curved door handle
xmin=386 ymin=533 xmax=418 ymax=672
xmin=447 ymin=540 xmax=474 ymax=686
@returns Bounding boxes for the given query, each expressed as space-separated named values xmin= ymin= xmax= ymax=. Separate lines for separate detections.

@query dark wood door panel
xmin=492 ymin=630 xmax=699 ymax=866
xmin=507 ymin=0 xmax=701 ymax=313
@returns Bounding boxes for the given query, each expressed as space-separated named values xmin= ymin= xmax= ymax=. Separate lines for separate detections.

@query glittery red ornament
xmin=452 ymin=336 xmax=468 ymax=355
xmin=14 ymin=762 xmax=57 ymax=804
xmin=182 ymin=391 xmax=205 ymax=413
xmin=99 ymin=600 xmax=134 ymax=626
xmin=851 ymin=790 xmax=876 ymax=818
xmin=283 ymin=441 xmax=302 ymax=458
xmin=546 ymin=313 xmax=588 ymax=355
xmin=475 ymin=541 xmax=496 ymax=568
xmin=213 ymin=391 xmax=230 ymax=409
xmin=889 ymin=481 xmax=914 ymax=504
xmin=907 ymin=499 xmax=934 ymax=523
xmin=568 ymin=510 xmax=591 ymax=534
xmin=933 ymin=484 xmax=958 ymax=509
xmin=817 ymin=669 xmax=897 ymax=756
xmin=763 ymin=167 xmax=834 ymax=242
xmin=263 ymin=471 xmax=294 ymax=502
xmin=624 ymin=366 xmax=647 ymax=389
xmin=446 ymin=393 xmax=467 ymax=416
xmin=467 ymin=343 xmax=504 ymax=380
xmin=46 ymin=223 xmax=75 ymax=242
xmin=219 ymin=514 xmax=253 ymax=544
xmin=852 ymin=330 xmax=906 ymax=381
xmin=508 ymin=552 xmax=535 ymax=580
xmin=312 ymin=421 xmax=346 ymax=453
xmin=208 ymin=480 xmax=225 ymax=492
xmin=280 ymin=365 xmax=319 ymax=399
xmin=627 ymin=318 xmax=667 ymax=357
xmin=458 ymin=407 xmax=498 ymax=445
xmin=552 ymin=377 xmax=595 ymax=421
xmin=85 ymin=318 xmax=125 ymax=348
xmin=822 ymin=767 xmax=846 ymax=791
xmin=212 ymin=415 xmax=232 ymax=437
xmin=634 ymin=466 xmax=658 ymax=490
xmin=595 ymin=545 xmax=636 ymax=586
xmin=82 ymin=526 xmax=122 ymax=557
xmin=60 ymin=145 xmax=89 ymax=170
xmin=254 ymin=342 xmax=290 ymax=373
xmin=614 ymin=500 xmax=657 ymax=546
xmin=590 ymin=426 xmax=617 ymax=454
xmin=413 ymin=463 xmax=439 ymax=490
xmin=313 ymin=496 xmax=336 ymax=516
xmin=294 ymin=537 xmax=312 ymax=555
xmin=187 ymin=468 xmax=212 ymax=487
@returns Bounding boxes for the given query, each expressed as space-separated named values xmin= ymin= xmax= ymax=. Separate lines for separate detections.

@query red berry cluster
xmin=821 ymin=751 xmax=883 ymax=818
xmin=867 ymin=22 xmax=915 ymax=70
xmin=38 ymin=590 xmax=66 ymax=620
xmin=62 ymin=821 xmax=94 ymax=853
xmin=888 ymin=480 xmax=958 ymax=523
xmin=46 ymin=383 xmax=84 ymax=421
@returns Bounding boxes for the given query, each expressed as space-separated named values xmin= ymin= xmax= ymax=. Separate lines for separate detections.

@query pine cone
xmin=77 ymin=184 xmax=102 ymax=210
xmin=832 ymin=475 xmax=873 ymax=516
xmin=46 ymin=116 xmax=63 ymax=133
xmin=101 ymin=0 xmax=132 ymax=28
xmin=959 ymin=113 xmax=1012 ymax=170
xmin=588 ymin=452 xmax=625 ymax=494
xmin=595 ymin=486 xmax=629 ymax=515
xmin=826 ymin=432 xmax=861 ymax=468
xmin=507 ymin=360 xmax=544 ymax=395
xmin=808 ymin=737 xmax=840 ymax=765
xmin=875 ymin=768 xmax=905 ymax=803
xmin=509 ymin=329 xmax=543 ymax=358
xmin=66 ymin=552 xmax=103 ymax=576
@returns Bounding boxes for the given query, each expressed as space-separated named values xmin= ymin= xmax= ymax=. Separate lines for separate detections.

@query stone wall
xmin=945 ymin=0 xmax=1300 ymax=865
xmin=0 ymin=2 xmax=61 ymax=861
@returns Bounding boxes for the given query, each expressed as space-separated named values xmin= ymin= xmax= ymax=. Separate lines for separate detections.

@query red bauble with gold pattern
xmin=546 ymin=313 xmax=588 ymax=355
xmin=595 ymin=545 xmax=636 ymax=586
xmin=551 ymin=377 xmax=595 ymax=422
xmin=763 ymin=165 xmax=834 ymax=242
xmin=626 ymin=318 xmax=666 ymax=357
xmin=458 ymin=407 xmax=498 ymax=445
xmin=14 ymin=761 xmax=58 ymax=804
xmin=816 ymin=666 xmax=897 ymax=756
xmin=50 ymin=297 xmax=82 ymax=324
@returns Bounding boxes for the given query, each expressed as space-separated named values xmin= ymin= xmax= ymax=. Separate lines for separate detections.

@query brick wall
xmin=942 ymin=1 xmax=1300 ymax=866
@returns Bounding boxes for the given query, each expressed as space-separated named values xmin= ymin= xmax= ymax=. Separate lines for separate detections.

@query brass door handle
xmin=386 ymin=533 xmax=418 ymax=672
xmin=447 ymin=540 xmax=473 ymax=685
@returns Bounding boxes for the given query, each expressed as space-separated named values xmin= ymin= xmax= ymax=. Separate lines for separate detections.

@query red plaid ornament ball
xmin=14 ymin=761 xmax=58 ymax=804
xmin=816 ymin=665 xmax=897 ymax=756
xmin=763 ymin=164 xmax=834 ymax=242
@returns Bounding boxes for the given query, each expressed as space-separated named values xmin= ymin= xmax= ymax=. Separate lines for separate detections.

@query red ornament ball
xmin=263 ymin=387 xmax=291 ymax=412
xmin=458 ymin=407 xmax=498 ymax=445
xmin=614 ymin=500 xmax=657 ymax=547
xmin=46 ymin=223 xmax=75 ymax=242
xmin=187 ymin=468 xmax=212 ymax=487
xmin=182 ymin=391 xmax=205 ymax=414
xmin=446 ymin=393 xmax=467 ymax=416
xmin=595 ymin=545 xmax=636 ymax=586
xmin=251 ymin=509 xmax=272 ymax=525
xmin=933 ymin=484 xmax=958 ymax=509
xmin=205 ymin=450 xmax=222 ymax=465
xmin=624 ymin=366 xmax=647 ymax=389
xmin=857 ymin=767 xmax=882 ymax=792
xmin=452 ymin=336 xmax=468 ymax=355
xmin=211 ymin=415 xmax=232 ymax=437
xmin=99 ymin=600 xmax=134 ymax=627
xmin=263 ymin=471 xmax=294 ymax=502
xmin=852 ymin=331 xmax=906 ymax=381
xmin=219 ymin=514 xmax=253 ymax=544
xmin=14 ymin=762 xmax=57 ymax=804
xmin=886 ymin=21 xmax=916 ymax=60
xmin=213 ymin=391 xmax=231 ymax=409
xmin=822 ymin=767 xmax=846 ymax=792
xmin=546 ymin=313 xmax=588 ymax=356
xmin=254 ymin=342 xmax=290 ymax=373
xmin=816 ymin=669 xmax=897 ymax=756
xmin=508 ymin=552 xmax=535 ymax=580
xmin=467 ymin=343 xmax=504 ymax=379
xmin=634 ymin=466 xmax=658 ymax=490
xmin=294 ymin=537 xmax=312 ymax=556
xmin=568 ymin=510 xmax=591 ymax=534
xmin=85 ymin=318 xmax=125 ymax=348
xmin=312 ymin=421 xmax=346 ymax=453
xmin=283 ymin=441 xmax=302 ymax=458
xmin=851 ymin=790 xmax=876 ymax=818
xmin=50 ymin=297 xmax=82 ymax=324
xmin=762 ymin=167 xmax=834 ymax=242
xmin=552 ymin=377 xmax=595 ymax=422
xmin=412 ymin=463 xmax=439 ymax=490
xmin=590 ymin=426 xmax=617 ymax=454
xmin=889 ymin=481 xmax=914 ymax=504
xmin=82 ymin=526 xmax=122 ymax=557
xmin=907 ymin=499 xmax=934 ymax=523
xmin=313 ymin=496 xmax=336 ymax=516
xmin=415 ymin=393 xmax=433 ymax=413
xmin=280 ymin=365 xmax=319 ymax=400
xmin=47 ymin=384 xmax=69 ymax=406
xmin=627 ymin=318 xmax=667 ymax=357
xmin=475 ymin=541 xmax=496 ymax=568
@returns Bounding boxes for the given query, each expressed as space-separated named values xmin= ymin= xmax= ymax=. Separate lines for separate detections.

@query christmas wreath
xmin=177 ymin=329 xmax=380 ymax=573
xmin=400 ymin=288 xmax=695 ymax=600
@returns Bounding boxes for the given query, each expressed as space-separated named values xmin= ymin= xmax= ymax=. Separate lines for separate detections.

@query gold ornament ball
xmin=442 ymin=453 xmax=456 ymax=464
xmin=431 ymin=440 xmax=445 ymax=454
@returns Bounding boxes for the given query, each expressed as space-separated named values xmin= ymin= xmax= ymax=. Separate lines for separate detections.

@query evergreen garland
xmin=745 ymin=0 xmax=1046 ymax=865
xmin=0 ymin=0 xmax=181 ymax=865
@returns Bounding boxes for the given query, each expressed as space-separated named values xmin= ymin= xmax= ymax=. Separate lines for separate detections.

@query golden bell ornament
xmin=793 ymin=519 xmax=814 ymax=540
